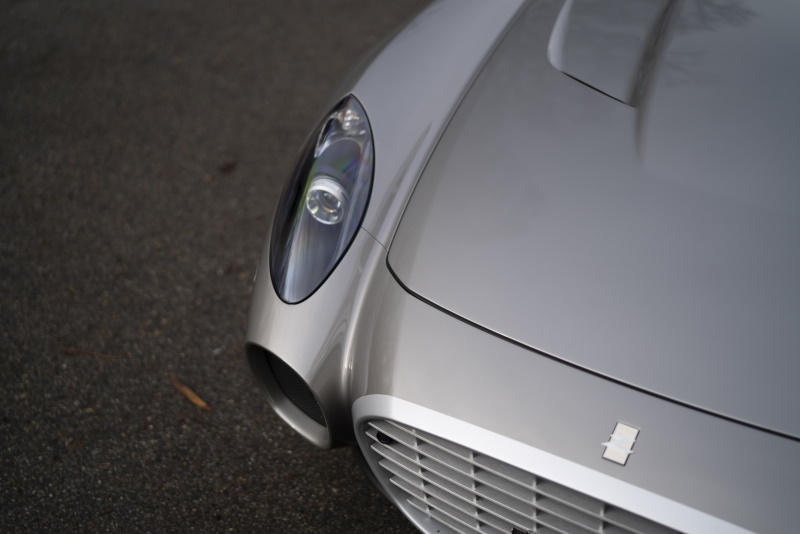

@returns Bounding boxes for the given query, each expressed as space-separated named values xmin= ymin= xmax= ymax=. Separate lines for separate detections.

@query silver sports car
xmin=246 ymin=1 xmax=800 ymax=532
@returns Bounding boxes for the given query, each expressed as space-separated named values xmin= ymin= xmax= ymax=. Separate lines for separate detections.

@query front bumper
xmin=354 ymin=397 xmax=751 ymax=534
xmin=246 ymin=229 xmax=799 ymax=534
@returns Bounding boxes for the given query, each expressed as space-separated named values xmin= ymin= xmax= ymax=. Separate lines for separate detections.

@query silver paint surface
xmin=249 ymin=223 xmax=800 ymax=533
xmin=388 ymin=0 xmax=800 ymax=439
xmin=346 ymin=259 xmax=798 ymax=534
xmin=555 ymin=0 xmax=667 ymax=103
xmin=350 ymin=0 xmax=527 ymax=246
xmin=246 ymin=0 xmax=800 ymax=532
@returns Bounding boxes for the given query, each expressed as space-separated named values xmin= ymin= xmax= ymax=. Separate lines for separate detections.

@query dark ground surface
xmin=1 ymin=1 xmax=429 ymax=531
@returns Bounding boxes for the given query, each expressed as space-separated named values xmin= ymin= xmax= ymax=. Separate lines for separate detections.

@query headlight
xmin=270 ymin=95 xmax=374 ymax=303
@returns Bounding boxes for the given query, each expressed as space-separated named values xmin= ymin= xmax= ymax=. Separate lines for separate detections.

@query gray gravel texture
xmin=1 ymin=0 xmax=429 ymax=531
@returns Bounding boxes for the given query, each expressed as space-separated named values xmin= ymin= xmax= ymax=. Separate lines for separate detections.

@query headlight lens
xmin=270 ymin=95 xmax=374 ymax=303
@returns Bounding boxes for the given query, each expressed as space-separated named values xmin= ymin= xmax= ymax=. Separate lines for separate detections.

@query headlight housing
xmin=270 ymin=95 xmax=374 ymax=303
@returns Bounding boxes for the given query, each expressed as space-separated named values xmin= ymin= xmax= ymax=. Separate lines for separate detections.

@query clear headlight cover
xmin=270 ymin=96 xmax=374 ymax=303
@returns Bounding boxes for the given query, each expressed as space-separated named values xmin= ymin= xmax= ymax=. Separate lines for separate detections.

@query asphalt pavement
xmin=1 ymin=1 xmax=429 ymax=531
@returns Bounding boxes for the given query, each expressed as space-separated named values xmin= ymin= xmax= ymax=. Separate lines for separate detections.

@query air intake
xmin=266 ymin=352 xmax=326 ymax=427
xmin=367 ymin=419 xmax=679 ymax=534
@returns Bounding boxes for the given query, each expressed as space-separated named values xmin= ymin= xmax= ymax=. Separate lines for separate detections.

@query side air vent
xmin=246 ymin=344 xmax=331 ymax=448
xmin=266 ymin=352 xmax=327 ymax=427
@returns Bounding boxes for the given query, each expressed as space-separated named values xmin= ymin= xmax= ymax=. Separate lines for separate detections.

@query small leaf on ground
xmin=171 ymin=375 xmax=212 ymax=412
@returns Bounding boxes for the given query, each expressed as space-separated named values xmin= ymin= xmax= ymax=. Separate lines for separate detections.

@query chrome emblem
xmin=601 ymin=422 xmax=639 ymax=465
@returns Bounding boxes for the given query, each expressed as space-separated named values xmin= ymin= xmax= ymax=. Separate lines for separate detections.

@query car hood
xmin=388 ymin=0 xmax=800 ymax=439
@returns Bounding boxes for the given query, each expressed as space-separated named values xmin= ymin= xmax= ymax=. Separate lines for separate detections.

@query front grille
xmin=366 ymin=420 xmax=679 ymax=534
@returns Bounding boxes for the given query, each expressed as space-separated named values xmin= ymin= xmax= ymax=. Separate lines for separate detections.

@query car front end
xmin=246 ymin=1 xmax=800 ymax=533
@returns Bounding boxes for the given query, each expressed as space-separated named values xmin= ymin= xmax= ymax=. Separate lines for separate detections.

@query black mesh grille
xmin=266 ymin=352 xmax=326 ymax=427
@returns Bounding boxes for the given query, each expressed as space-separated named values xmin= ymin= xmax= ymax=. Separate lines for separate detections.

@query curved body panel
xmin=350 ymin=0 xmax=527 ymax=246
xmin=347 ymin=260 xmax=799 ymax=534
xmin=246 ymin=0 xmax=527 ymax=448
xmin=388 ymin=0 xmax=800 ymax=439
xmin=245 ymin=0 xmax=800 ymax=532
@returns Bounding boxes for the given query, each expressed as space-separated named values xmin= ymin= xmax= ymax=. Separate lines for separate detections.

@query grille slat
xmin=474 ymin=454 xmax=536 ymax=488
xmin=419 ymin=467 xmax=477 ymax=503
xmin=405 ymin=423 xmax=474 ymax=460
xmin=379 ymin=457 xmax=422 ymax=489
xmin=537 ymin=480 xmax=605 ymax=516
xmin=390 ymin=474 xmax=427 ymax=500
xmin=367 ymin=420 xmax=681 ymax=534
xmin=477 ymin=495 xmax=535 ymax=531
xmin=536 ymin=510 xmax=595 ymax=534
xmin=409 ymin=498 xmax=495 ymax=534
xmin=474 ymin=468 xmax=537 ymax=505
xmin=425 ymin=474 xmax=533 ymax=532
xmin=369 ymin=420 xmax=418 ymax=448
xmin=538 ymin=497 xmax=603 ymax=532
xmin=605 ymin=508 xmax=678 ymax=534
xmin=383 ymin=443 xmax=535 ymax=531
xmin=372 ymin=441 xmax=476 ymax=494
xmin=420 ymin=441 xmax=475 ymax=475
xmin=372 ymin=441 xmax=421 ymax=475
xmin=475 ymin=483 xmax=536 ymax=520
xmin=427 ymin=495 xmax=482 ymax=531
xmin=475 ymin=508 xmax=517 ymax=533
